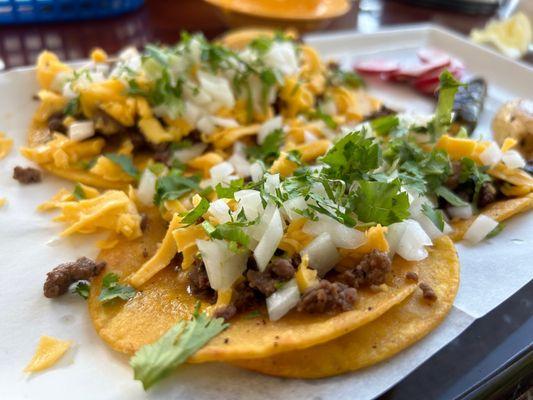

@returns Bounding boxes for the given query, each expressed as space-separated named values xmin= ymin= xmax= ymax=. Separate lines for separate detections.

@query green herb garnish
xmin=154 ymin=169 xmax=201 ymax=206
xmin=72 ymin=281 xmax=90 ymax=299
xmin=181 ymin=197 xmax=209 ymax=225
xmin=72 ymin=183 xmax=86 ymax=200
xmin=98 ymin=273 xmax=136 ymax=304
xmin=104 ymin=153 xmax=139 ymax=179
xmin=421 ymin=203 xmax=445 ymax=232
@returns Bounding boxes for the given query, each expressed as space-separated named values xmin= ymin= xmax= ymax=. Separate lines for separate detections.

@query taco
xmin=230 ymin=236 xmax=459 ymax=378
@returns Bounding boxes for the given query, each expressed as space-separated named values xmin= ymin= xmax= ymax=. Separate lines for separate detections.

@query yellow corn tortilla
xmin=231 ymin=236 xmax=459 ymax=378
xmin=450 ymin=193 xmax=533 ymax=241
xmin=89 ymin=210 xmax=419 ymax=362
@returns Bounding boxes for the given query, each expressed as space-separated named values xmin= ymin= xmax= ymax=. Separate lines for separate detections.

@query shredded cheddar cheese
xmin=295 ymin=253 xmax=318 ymax=292
xmin=24 ymin=336 xmax=72 ymax=373
xmin=0 ymin=132 xmax=13 ymax=160
xmin=173 ymin=224 xmax=208 ymax=270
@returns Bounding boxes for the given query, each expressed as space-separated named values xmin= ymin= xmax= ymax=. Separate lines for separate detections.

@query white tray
xmin=0 ymin=24 xmax=531 ymax=400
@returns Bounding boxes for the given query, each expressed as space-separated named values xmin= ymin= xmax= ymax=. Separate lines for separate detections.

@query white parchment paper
xmin=0 ymin=27 xmax=531 ymax=400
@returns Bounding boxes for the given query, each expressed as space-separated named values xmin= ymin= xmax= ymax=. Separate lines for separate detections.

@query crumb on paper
xmin=24 ymin=335 xmax=73 ymax=373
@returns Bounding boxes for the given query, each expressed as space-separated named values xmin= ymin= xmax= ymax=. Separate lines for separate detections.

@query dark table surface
xmin=1 ymin=1 xmax=532 ymax=399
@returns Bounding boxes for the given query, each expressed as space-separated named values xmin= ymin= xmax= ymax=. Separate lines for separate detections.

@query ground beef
xmin=47 ymin=113 xmax=66 ymax=134
xmin=331 ymin=250 xmax=391 ymax=288
xmin=152 ymin=143 xmax=172 ymax=165
xmin=445 ymin=161 xmax=462 ymax=190
xmin=129 ymin=129 xmax=149 ymax=150
xmin=297 ymin=280 xmax=357 ymax=314
xmin=214 ymin=304 xmax=237 ymax=321
xmin=419 ymin=282 xmax=437 ymax=301
xmin=232 ymin=281 xmax=261 ymax=312
xmin=363 ymin=105 xmax=397 ymax=121
xmin=188 ymin=260 xmax=216 ymax=304
xmin=477 ymin=182 xmax=498 ymax=208
xmin=269 ymin=258 xmax=296 ymax=280
xmin=13 ymin=166 xmax=42 ymax=184
xmin=43 ymin=257 xmax=106 ymax=298
xmin=168 ymin=252 xmax=183 ymax=271
xmin=140 ymin=213 xmax=149 ymax=231
xmin=405 ymin=271 xmax=419 ymax=282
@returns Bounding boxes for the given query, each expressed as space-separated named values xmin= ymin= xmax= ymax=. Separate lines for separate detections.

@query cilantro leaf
xmin=246 ymin=129 xmax=284 ymax=165
xmin=215 ymin=178 xmax=244 ymax=199
xmin=486 ymin=222 xmax=505 ymax=239
xmin=64 ymin=97 xmax=80 ymax=117
xmin=349 ymin=179 xmax=410 ymax=225
xmin=154 ymin=169 xmax=201 ymax=206
xmin=308 ymin=109 xmax=337 ymax=129
xmin=71 ymin=280 xmax=90 ymax=299
xmin=72 ymin=183 xmax=86 ymax=200
xmin=421 ymin=203 xmax=445 ymax=231
xmin=201 ymin=221 xmax=250 ymax=250
xmin=458 ymin=157 xmax=491 ymax=206
xmin=322 ymin=130 xmax=381 ymax=182
xmin=130 ymin=304 xmax=228 ymax=390
xmin=327 ymin=67 xmax=365 ymax=89
xmin=370 ymin=115 xmax=399 ymax=136
xmin=434 ymin=186 xmax=469 ymax=207
xmin=104 ymin=153 xmax=139 ymax=179
xmin=430 ymin=71 xmax=464 ymax=138
xmin=98 ymin=273 xmax=136 ymax=304
xmin=181 ymin=198 xmax=209 ymax=225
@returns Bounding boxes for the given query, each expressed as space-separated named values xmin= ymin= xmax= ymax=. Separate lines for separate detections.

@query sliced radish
xmin=354 ymin=59 xmax=400 ymax=74
xmin=417 ymin=48 xmax=451 ymax=65
xmin=394 ymin=58 xmax=451 ymax=80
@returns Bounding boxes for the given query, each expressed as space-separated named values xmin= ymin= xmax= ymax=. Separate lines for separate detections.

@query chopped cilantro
xmin=322 ymin=130 xmax=381 ymax=182
xmin=421 ymin=203 xmax=445 ymax=231
xmin=327 ymin=65 xmax=365 ymax=89
xmin=247 ymin=129 xmax=284 ymax=165
xmin=215 ymin=178 xmax=244 ymax=199
xmin=349 ymin=179 xmax=410 ymax=225
xmin=104 ymin=153 xmax=139 ymax=179
xmin=244 ymin=310 xmax=262 ymax=319
xmin=458 ymin=158 xmax=491 ymax=206
xmin=430 ymin=71 xmax=464 ymax=138
xmin=201 ymin=221 xmax=250 ymax=251
xmin=130 ymin=303 xmax=228 ymax=390
xmin=154 ymin=169 xmax=200 ymax=206
xmin=181 ymin=198 xmax=209 ymax=225
xmin=98 ymin=273 xmax=136 ymax=304
xmin=370 ymin=115 xmax=399 ymax=136
xmin=434 ymin=186 xmax=469 ymax=207
xmin=72 ymin=183 xmax=86 ymax=200
xmin=71 ymin=281 xmax=90 ymax=299
xmin=64 ymin=97 xmax=80 ymax=117
xmin=308 ymin=109 xmax=337 ymax=129
xmin=486 ymin=222 xmax=505 ymax=239
xmin=148 ymin=162 xmax=167 ymax=176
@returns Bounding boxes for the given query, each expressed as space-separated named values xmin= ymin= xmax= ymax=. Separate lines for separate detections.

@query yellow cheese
xmin=38 ymin=184 xmax=100 ymax=211
xmin=36 ymin=51 xmax=71 ymax=91
xmin=130 ymin=214 xmax=183 ymax=288
xmin=173 ymin=224 xmax=208 ymax=270
xmin=21 ymin=133 xmax=105 ymax=168
xmin=90 ymin=48 xmax=108 ymax=63
xmin=78 ymin=80 xmax=128 ymax=119
xmin=270 ymin=152 xmax=298 ymax=177
xmin=0 ymin=198 xmax=6 ymax=208
xmin=32 ymin=90 xmax=69 ymax=124
xmin=295 ymin=253 xmax=318 ymax=292
xmin=292 ymin=139 xmax=331 ymax=162
xmin=24 ymin=336 xmax=72 ymax=373
xmin=0 ymin=132 xmax=13 ymax=160
xmin=99 ymin=98 xmax=136 ymax=127
xmin=339 ymin=225 xmax=389 ymax=267
xmin=40 ymin=189 xmax=142 ymax=239
xmin=500 ymin=183 xmax=531 ymax=197
xmin=187 ymin=152 xmax=225 ymax=177
xmin=138 ymin=117 xmax=174 ymax=144
xmin=280 ymin=76 xmax=314 ymax=117
xmin=435 ymin=134 xmax=477 ymax=160
xmin=205 ymin=124 xmax=260 ymax=150
xmin=278 ymin=218 xmax=313 ymax=256
xmin=501 ymin=137 xmax=517 ymax=152
xmin=89 ymin=156 xmax=135 ymax=183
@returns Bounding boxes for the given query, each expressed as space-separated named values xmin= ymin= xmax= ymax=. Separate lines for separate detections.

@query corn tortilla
xmin=450 ymin=194 xmax=533 ymax=241
xmin=231 ymin=236 xmax=459 ymax=378
xmin=89 ymin=210 xmax=418 ymax=361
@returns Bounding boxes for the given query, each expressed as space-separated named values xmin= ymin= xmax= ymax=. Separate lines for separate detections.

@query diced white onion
xmin=247 ymin=202 xmax=276 ymax=241
xmin=303 ymin=130 xmax=318 ymax=143
xmin=282 ymin=196 xmax=307 ymax=221
xmin=479 ymin=142 xmax=502 ymax=166
xmin=448 ymin=204 xmax=473 ymax=220
xmin=173 ymin=143 xmax=207 ymax=164
xmin=250 ymin=162 xmax=264 ymax=182
xmin=264 ymin=173 xmax=280 ymax=195
xmin=210 ymin=162 xmax=235 ymax=183
xmin=303 ymin=215 xmax=365 ymax=249
xmin=197 ymin=116 xmax=215 ymax=134
xmin=387 ymin=220 xmax=432 ymax=261
xmin=228 ymin=142 xmax=251 ymax=177
xmin=408 ymin=192 xmax=432 ymax=218
xmin=68 ymin=121 xmax=95 ymax=142
xmin=266 ymin=279 xmax=300 ymax=321
xmin=210 ymin=116 xmax=239 ymax=129
xmin=257 ymin=116 xmax=283 ymax=144
xmin=263 ymin=42 xmax=300 ymax=77
xmin=502 ymin=150 xmax=526 ymax=169
xmin=208 ymin=200 xmax=231 ymax=224
xmin=415 ymin=213 xmax=452 ymax=240
xmin=136 ymin=169 xmax=157 ymax=206
xmin=464 ymin=214 xmax=499 ymax=244
xmin=301 ymin=232 xmax=340 ymax=276
xmin=321 ymin=99 xmax=337 ymax=116
xmin=235 ymin=190 xmax=263 ymax=221
xmin=254 ymin=208 xmax=284 ymax=271
xmin=196 ymin=239 xmax=248 ymax=290
xmin=197 ymin=71 xmax=235 ymax=110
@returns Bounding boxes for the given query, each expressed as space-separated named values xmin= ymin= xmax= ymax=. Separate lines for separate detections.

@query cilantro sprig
xmin=98 ymin=273 xmax=136 ymax=304
xmin=104 ymin=153 xmax=139 ymax=179
xmin=130 ymin=304 xmax=228 ymax=390
xmin=154 ymin=169 xmax=201 ymax=206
